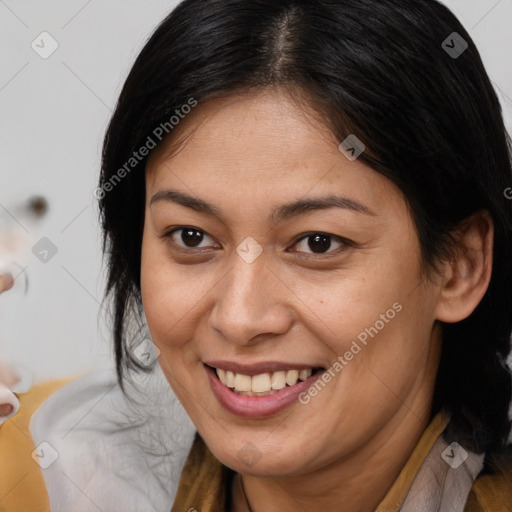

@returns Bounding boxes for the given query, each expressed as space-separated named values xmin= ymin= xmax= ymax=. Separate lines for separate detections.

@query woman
xmin=1 ymin=0 xmax=511 ymax=510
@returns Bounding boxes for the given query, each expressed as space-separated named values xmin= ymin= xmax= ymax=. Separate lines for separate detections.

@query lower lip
xmin=205 ymin=365 xmax=322 ymax=418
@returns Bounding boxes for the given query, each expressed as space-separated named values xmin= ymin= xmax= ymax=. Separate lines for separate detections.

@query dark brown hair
xmin=98 ymin=0 xmax=512 ymax=470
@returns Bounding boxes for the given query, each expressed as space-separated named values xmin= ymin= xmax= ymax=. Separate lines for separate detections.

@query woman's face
xmin=141 ymin=88 xmax=443 ymax=476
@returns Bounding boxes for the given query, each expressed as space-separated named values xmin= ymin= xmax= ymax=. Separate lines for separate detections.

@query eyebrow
xmin=150 ymin=189 xmax=376 ymax=223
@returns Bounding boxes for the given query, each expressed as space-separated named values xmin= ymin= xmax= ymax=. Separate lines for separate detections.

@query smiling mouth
xmin=207 ymin=365 xmax=324 ymax=396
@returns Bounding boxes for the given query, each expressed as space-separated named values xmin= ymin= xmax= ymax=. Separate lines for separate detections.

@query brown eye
xmin=180 ymin=228 xmax=204 ymax=247
xmin=291 ymin=232 xmax=348 ymax=256
xmin=165 ymin=227 xmax=218 ymax=250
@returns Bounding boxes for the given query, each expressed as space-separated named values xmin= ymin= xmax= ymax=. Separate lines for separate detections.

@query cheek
xmin=326 ymin=287 xmax=436 ymax=410
xmin=140 ymin=234 xmax=183 ymax=348
xmin=286 ymin=262 xmax=416 ymax=356
xmin=140 ymin=233 xmax=214 ymax=359
xmin=290 ymin=254 xmax=432 ymax=395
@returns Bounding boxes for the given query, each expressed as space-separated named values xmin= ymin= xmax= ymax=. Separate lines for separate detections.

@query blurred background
xmin=1 ymin=0 xmax=511 ymax=383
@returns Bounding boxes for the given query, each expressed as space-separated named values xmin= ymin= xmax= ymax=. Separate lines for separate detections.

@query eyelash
xmin=161 ymin=226 xmax=352 ymax=258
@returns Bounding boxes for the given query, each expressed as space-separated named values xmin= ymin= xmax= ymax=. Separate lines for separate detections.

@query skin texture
xmin=140 ymin=88 xmax=493 ymax=512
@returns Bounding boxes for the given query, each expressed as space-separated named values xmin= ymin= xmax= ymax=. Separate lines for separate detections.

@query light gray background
xmin=1 ymin=0 xmax=511 ymax=383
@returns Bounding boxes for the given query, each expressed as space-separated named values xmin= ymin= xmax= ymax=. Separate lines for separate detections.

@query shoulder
xmin=0 ymin=368 xmax=196 ymax=512
xmin=465 ymin=451 xmax=512 ymax=512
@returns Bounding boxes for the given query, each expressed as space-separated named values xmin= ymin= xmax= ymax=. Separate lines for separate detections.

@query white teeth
xmin=299 ymin=369 xmax=312 ymax=381
xmin=285 ymin=370 xmax=299 ymax=386
xmin=226 ymin=371 xmax=235 ymax=388
xmin=234 ymin=373 xmax=252 ymax=392
xmin=216 ymin=368 xmax=226 ymax=385
xmin=252 ymin=373 xmax=272 ymax=393
xmin=214 ymin=367 xmax=316 ymax=394
xmin=271 ymin=371 xmax=286 ymax=390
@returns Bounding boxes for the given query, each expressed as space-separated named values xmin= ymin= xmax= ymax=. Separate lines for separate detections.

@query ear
xmin=435 ymin=209 xmax=493 ymax=323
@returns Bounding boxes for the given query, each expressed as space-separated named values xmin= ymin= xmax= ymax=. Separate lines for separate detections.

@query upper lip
xmin=204 ymin=360 xmax=323 ymax=376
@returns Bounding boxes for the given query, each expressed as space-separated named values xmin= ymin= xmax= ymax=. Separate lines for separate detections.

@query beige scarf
xmin=399 ymin=435 xmax=484 ymax=511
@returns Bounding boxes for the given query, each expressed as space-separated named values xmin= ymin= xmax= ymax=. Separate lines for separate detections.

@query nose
xmin=208 ymin=245 xmax=295 ymax=347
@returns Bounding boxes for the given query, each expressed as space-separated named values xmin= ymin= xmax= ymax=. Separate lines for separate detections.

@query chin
xmin=204 ymin=432 xmax=309 ymax=477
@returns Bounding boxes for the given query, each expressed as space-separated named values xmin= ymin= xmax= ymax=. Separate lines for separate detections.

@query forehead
xmin=145 ymin=88 xmax=406 ymax=220
xmin=147 ymin=88 xmax=335 ymax=173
